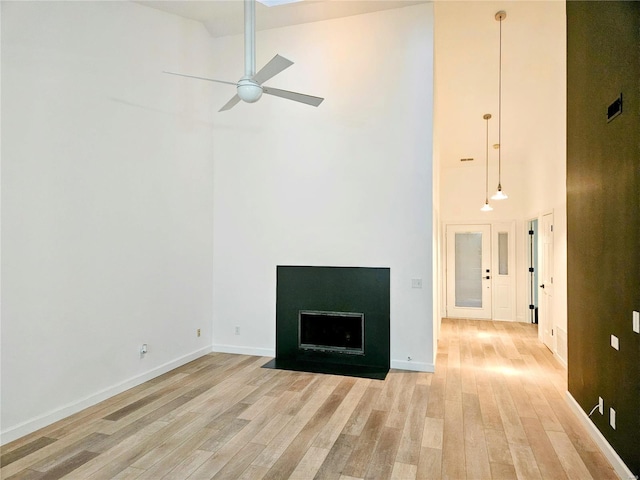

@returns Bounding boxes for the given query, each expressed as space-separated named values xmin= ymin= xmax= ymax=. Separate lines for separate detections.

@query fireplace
xmin=299 ymin=310 xmax=365 ymax=355
xmin=264 ymin=265 xmax=390 ymax=379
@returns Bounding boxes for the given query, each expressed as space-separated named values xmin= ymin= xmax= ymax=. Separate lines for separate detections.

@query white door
xmin=492 ymin=222 xmax=516 ymax=321
xmin=540 ymin=213 xmax=554 ymax=349
xmin=446 ymin=224 xmax=492 ymax=319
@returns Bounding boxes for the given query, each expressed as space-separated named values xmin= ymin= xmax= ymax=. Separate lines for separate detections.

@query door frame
xmin=527 ymin=218 xmax=539 ymax=324
xmin=539 ymin=211 xmax=555 ymax=350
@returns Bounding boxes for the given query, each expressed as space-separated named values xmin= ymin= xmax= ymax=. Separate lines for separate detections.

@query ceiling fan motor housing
xmin=237 ymin=77 xmax=263 ymax=103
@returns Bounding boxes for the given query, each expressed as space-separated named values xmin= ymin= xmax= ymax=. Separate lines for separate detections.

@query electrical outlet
xmin=235 ymin=326 xmax=240 ymax=335
xmin=633 ymin=311 xmax=639 ymax=334
xmin=411 ymin=278 xmax=422 ymax=289
xmin=197 ymin=328 xmax=201 ymax=337
xmin=610 ymin=407 xmax=616 ymax=429
xmin=610 ymin=334 xmax=619 ymax=350
xmin=598 ymin=396 xmax=603 ymax=415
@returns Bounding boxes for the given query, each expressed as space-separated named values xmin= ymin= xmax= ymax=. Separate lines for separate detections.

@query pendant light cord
xmin=486 ymin=116 xmax=490 ymax=200
xmin=498 ymin=15 xmax=502 ymax=186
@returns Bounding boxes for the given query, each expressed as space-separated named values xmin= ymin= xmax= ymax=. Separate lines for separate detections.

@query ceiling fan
xmin=163 ymin=0 xmax=324 ymax=112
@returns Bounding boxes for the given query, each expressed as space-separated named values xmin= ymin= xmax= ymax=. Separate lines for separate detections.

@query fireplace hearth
xmin=263 ymin=265 xmax=390 ymax=380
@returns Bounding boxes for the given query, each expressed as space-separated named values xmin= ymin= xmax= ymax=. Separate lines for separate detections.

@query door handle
xmin=485 ymin=276 xmax=491 ymax=280
xmin=540 ymin=284 xmax=545 ymax=289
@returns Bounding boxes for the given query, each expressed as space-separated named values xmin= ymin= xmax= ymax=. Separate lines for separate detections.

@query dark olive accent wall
xmin=275 ymin=266 xmax=390 ymax=372
xmin=566 ymin=1 xmax=640 ymax=474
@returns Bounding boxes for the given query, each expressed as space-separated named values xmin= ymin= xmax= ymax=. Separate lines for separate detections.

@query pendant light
xmin=481 ymin=113 xmax=493 ymax=212
xmin=491 ymin=10 xmax=508 ymax=201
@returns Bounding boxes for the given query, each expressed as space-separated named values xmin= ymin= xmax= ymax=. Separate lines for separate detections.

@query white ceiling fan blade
xmin=262 ymin=86 xmax=324 ymax=107
xmin=163 ymin=71 xmax=237 ymax=87
xmin=252 ymin=54 xmax=294 ymax=85
xmin=219 ymin=94 xmax=242 ymax=112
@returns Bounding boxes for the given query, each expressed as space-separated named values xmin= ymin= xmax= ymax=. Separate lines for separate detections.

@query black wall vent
xmin=607 ymin=93 xmax=623 ymax=122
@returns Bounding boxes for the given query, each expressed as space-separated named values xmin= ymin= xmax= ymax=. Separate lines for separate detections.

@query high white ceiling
xmin=138 ymin=0 xmax=428 ymax=37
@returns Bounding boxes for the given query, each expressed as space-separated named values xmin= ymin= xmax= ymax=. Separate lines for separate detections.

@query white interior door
xmin=446 ymin=224 xmax=492 ymax=319
xmin=492 ymin=222 xmax=516 ymax=321
xmin=540 ymin=213 xmax=554 ymax=349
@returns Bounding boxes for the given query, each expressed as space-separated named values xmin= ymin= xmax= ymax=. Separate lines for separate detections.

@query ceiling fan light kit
xmin=163 ymin=0 xmax=324 ymax=112
xmin=237 ymin=77 xmax=263 ymax=103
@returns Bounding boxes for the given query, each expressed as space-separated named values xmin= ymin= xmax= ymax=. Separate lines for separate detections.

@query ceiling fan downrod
xmin=237 ymin=0 xmax=263 ymax=103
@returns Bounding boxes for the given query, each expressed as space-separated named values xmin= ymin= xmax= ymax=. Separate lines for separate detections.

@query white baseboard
xmin=211 ymin=344 xmax=275 ymax=358
xmin=565 ymin=391 xmax=636 ymax=480
xmin=391 ymin=359 xmax=434 ymax=372
xmin=0 ymin=346 xmax=213 ymax=446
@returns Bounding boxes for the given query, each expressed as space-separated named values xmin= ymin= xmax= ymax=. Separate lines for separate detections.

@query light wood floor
xmin=1 ymin=319 xmax=617 ymax=480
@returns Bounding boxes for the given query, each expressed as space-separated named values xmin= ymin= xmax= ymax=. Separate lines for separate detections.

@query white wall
xmin=1 ymin=2 xmax=215 ymax=443
xmin=434 ymin=1 xmax=566 ymax=354
xmin=209 ymin=4 xmax=435 ymax=372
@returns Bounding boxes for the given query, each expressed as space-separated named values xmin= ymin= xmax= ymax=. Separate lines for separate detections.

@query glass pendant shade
xmin=481 ymin=201 xmax=493 ymax=212
xmin=491 ymin=185 xmax=508 ymax=200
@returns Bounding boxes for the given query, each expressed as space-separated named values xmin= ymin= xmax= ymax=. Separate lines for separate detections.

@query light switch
xmin=610 ymin=408 xmax=616 ymax=429
xmin=610 ymin=334 xmax=619 ymax=350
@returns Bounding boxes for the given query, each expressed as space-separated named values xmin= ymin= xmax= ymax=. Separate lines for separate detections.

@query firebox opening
xmin=299 ymin=310 xmax=364 ymax=355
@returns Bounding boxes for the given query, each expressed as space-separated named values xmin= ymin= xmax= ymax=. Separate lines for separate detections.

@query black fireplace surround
xmin=264 ymin=265 xmax=390 ymax=379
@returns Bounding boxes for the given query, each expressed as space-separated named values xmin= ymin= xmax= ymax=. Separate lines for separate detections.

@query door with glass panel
xmin=492 ymin=221 xmax=516 ymax=321
xmin=446 ymin=224 xmax=492 ymax=319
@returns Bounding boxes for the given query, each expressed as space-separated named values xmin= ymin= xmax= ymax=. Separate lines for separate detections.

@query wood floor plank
xmin=491 ymin=376 xmax=529 ymax=446
xmin=546 ymin=430 xmax=595 ymax=480
xmin=261 ymin=392 xmax=346 ymax=480
xmin=3 ymin=469 xmax=45 ymax=480
xmin=235 ymin=464 xmax=270 ymax=480
xmin=342 ymin=410 xmax=388 ymax=478
xmin=373 ymin=371 xmax=402 ymax=412
xmin=508 ymin=443 xmax=543 ymax=480
xmin=520 ymin=416 xmax=568 ymax=480
xmin=462 ymin=393 xmax=491 ymax=480
xmin=162 ymin=449 xmax=212 ymax=480
xmin=420 ymin=417 xmax=443 ymax=450
xmin=110 ymin=466 xmax=146 ymax=479
xmin=1 ymin=438 xmax=57 ymax=468
xmin=314 ymin=433 xmax=356 ymax=480
xmin=395 ymin=384 xmax=429 ymax=465
xmin=288 ymin=446 xmax=330 ymax=480
xmin=416 ymin=446 xmax=441 ymax=480
xmin=250 ymin=378 xmax=337 ymax=470
xmin=441 ymin=399 xmax=465 ymax=479
xmin=490 ymin=461 xmax=518 ymax=480
xmin=31 ymin=433 xmax=108 ymax=472
xmin=363 ymin=426 xmax=402 ymax=480
xmin=483 ymin=428 xmax=513 ymax=466
xmin=424 ymin=376 xmax=445 ymax=420
xmin=313 ymin=379 xmax=370 ymax=450
xmin=390 ymin=462 xmax=417 ymax=480
xmin=385 ymin=373 xmax=415 ymax=429
xmin=38 ymin=450 xmax=99 ymax=480
xmin=477 ymin=381 xmax=503 ymax=430
xmin=211 ymin=442 xmax=265 ymax=480
xmin=134 ymin=424 xmax=217 ymax=478
xmin=341 ymin=385 xmax=383 ymax=437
